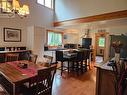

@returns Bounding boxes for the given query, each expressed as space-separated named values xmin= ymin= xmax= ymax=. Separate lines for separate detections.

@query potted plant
xmin=112 ymin=41 xmax=123 ymax=63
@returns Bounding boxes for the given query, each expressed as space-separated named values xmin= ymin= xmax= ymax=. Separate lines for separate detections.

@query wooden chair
xmin=5 ymin=53 xmax=19 ymax=62
xmin=43 ymin=55 xmax=53 ymax=65
xmin=20 ymin=64 xmax=57 ymax=95
xmin=29 ymin=54 xmax=38 ymax=64
xmin=0 ymin=85 xmax=6 ymax=95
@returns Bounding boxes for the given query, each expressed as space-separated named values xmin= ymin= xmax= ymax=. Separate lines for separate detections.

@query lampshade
xmin=13 ymin=0 xmax=20 ymax=11
xmin=0 ymin=0 xmax=30 ymax=18
xmin=1 ymin=0 xmax=12 ymax=12
xmin=22 ymin=5 xmax=29 ymax=14
xmin=18 ymin=4 xmax=29 ymax=16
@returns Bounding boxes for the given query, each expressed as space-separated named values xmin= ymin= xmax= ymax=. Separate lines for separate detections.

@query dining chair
xmin=43 ymin=55 xmax=53 ymax=65
xmin=5 ymin=53 xmax=19 ymax=62
xmin=20 ymin=64 xmax=57 ymax=95
xmin=29 ymin=54 xmax=38 ymax=64
xmin=0 ymin=85 xmax=6 ymax=95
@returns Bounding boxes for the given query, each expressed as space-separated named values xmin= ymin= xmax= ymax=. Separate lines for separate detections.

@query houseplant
xmin=112 ymin=41 xmax=123 ymax=63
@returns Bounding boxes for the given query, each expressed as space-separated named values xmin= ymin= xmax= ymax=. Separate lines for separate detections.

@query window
xmin=47 ymin=31 xmax=62 ymax=46
xmin=98 ymin=37 xmax=105 ymax=47
xmin=37 ymin=0 xmax=54 ymax=9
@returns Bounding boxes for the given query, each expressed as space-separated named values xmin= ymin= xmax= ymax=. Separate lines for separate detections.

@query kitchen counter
xmin=47 ymin=48 xmax=66 ymax=51
xmin=95 ymin=61 xmax=113 ymax=71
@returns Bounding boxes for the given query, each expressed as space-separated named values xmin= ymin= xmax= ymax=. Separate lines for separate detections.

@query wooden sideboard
xmin=0 ymin=50 xmax=31 ymax=63
xmin=0 ymin=47 xmax=26 ymax=51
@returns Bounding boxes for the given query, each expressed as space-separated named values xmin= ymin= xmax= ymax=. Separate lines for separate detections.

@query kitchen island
xmin=95 ymin=61 xmax=116 ymax=95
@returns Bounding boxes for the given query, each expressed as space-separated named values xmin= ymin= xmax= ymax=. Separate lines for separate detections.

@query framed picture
xmin=3 ymin=28 xmax=21 ymax=42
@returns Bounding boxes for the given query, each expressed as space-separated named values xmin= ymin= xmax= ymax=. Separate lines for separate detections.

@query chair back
xmin=75 ymin=50 xmax=84 ymax=62
xmin=56 ymin=50 xmax=65 ymax=62
xmin=5 ymin=53 xmax=19 ymax=62
xmin=43 ymin=55 xmax=53 ymax=65
xmin=30 ymin=64 xmax=57 ymax=95
xmin=29 ymin=54 xmax=38 ymax=64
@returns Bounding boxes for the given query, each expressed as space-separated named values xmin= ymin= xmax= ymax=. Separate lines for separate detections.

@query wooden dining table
xmin=0 ymin=60 xmax=47 ymax=95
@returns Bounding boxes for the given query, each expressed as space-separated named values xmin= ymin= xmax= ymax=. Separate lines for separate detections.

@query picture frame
xmin=3 ymin=28 xmax=21 ymax=42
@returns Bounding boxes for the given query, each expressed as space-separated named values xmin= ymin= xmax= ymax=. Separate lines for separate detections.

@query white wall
xmin=0 ymin=0 xmax=54 ymax=47
xmin=63 ymin=33 xmax=79 ymax=44
xmin=27 ymin=26 xmax=46 ymax=59
xmin=55 ymin=0 xmax=127 ymax=21
xmin=0 ymin=18 xmax=27 ymax=47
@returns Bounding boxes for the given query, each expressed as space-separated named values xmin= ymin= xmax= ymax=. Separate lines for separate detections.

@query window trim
xmin=37 ymin=0 xmax=54 ymax=9
xmin=46 ymin=30 xmax=63 ymax=48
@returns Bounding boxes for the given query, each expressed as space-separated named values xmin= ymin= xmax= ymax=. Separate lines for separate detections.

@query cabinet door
xmin=96 ymin=69 xmax=116 ymax=95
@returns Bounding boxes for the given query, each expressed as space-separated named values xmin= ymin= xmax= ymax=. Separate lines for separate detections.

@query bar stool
xmin=72 ymin=50 xmax=85 ymax=75
xmin=56 ymin=50 xmax=72 ymax=75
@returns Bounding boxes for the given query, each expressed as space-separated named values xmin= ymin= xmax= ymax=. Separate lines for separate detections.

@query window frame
xmin=46 ymin=30 xmax=63 ymax=48
xmin=37 ymin=0 xmax=54 ymax=9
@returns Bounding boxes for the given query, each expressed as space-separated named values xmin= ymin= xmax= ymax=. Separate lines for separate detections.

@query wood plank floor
xmin=52 ymin=68 xmax=96 ymax=95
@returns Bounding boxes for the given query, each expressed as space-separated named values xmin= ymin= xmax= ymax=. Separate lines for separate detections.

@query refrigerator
xmin=82 ymin=38 xmax=92 ymax=49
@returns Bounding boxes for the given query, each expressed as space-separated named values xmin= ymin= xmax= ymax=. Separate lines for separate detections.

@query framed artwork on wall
xmin=3 ymin=28 xmax=21 ymax=42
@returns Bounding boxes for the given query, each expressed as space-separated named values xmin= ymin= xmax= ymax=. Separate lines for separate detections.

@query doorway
xmin=95 ymin=31 xmax=108 ymax=63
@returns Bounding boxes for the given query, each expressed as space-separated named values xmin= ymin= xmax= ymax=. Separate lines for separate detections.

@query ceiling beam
xmin=53 ymin=10 xmax=127 ymax=27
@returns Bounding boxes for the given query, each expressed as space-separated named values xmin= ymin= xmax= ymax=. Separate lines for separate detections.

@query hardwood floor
xmin=52 ymin=67 xmax=96 ymax=95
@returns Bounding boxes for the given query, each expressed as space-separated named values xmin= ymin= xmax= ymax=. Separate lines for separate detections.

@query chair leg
xmin=76 ymin=62 xmax=79 ymax=76
xmin=72 ymin=62 xmax=74 ymax=71
xmin=88 ymin=59 xmax=91 ymax=69
xmin=83 ymin=60 xmax=87 ymax=72
xmin=80 ymin=61 xmax=83 ymax=74
xmin=61 ymin=62 xmax=63 ymax=76
xmin=67 ymin=61 xmax=70 ymax=74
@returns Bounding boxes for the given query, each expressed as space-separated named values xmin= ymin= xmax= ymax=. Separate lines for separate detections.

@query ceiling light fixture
xmin=0 ymin=0 xmax=30 ymax=18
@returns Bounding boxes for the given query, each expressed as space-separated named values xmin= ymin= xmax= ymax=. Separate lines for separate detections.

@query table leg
xmin=61 ymin=62 xmax=63 ymax=76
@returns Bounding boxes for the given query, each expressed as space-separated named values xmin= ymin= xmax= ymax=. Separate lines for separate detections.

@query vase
xmin=114 ymin=53 xmax=120 ymax=63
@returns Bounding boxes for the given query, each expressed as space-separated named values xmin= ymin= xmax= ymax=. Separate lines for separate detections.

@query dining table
xmin=0 ymin=60 xmax=47 ymax=95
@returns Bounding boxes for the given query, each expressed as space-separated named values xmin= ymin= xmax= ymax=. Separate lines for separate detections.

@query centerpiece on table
xmin=112 ymin=41 xmax=123 ymax=63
